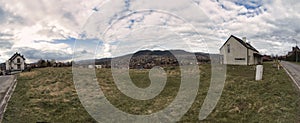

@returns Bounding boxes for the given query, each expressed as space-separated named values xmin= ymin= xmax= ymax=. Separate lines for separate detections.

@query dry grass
xmin=19 ymin=71 xmax=39 ymax=78
xmin=3 ymin=67 xmax=96 ymax=123
xmin=2 ymin=63 xmax=300 ymax=122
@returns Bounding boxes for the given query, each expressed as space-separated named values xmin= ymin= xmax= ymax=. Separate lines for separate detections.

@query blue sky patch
xmin=234 ymin=0 xmax=262 ymax=10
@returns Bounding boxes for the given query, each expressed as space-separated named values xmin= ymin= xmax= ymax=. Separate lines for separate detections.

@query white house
xmin=220 ymin=35 xmax=262 ymax=65
xmin=88 ymin=65 xmax=94 ymax=69
xmin=95 ymin=65 xmax=102 ymax=69
xmin=5 ymin=52 xmax=26 ymax=71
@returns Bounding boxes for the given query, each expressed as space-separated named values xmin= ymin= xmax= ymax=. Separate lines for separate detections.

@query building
xmin=5 ymin=52 xmax=26 ymax=71
xmin=0 ymin=63 xmax=5 ymax=71
xmin=286 ymin=46 xmax=300 ymax=62
xmin=88 ymin=65 xmax=94 ymax=69
xmin=262 ymin=55 xmax=273 ymax=62
xmin=95 ymin=65 xmax=102 ymax=69
xmin=220 ymin=35 xmax=262 ymax=65
xmin=0 ymin=63 xmax=5 ymax=75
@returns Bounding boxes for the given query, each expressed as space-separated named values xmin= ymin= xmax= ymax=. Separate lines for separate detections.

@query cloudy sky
xmin=0 ymin=0 xmax=299 ymax=63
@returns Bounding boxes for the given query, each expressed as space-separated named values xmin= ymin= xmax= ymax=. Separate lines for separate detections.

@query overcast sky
xmin=0 ymin=0 xmax=299 ymax=63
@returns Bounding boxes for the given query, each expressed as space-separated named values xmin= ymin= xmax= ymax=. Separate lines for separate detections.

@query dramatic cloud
xmin=0 ymin=0 xmax=100 ymax=62
xmin=0 ymin=0 xmax=299 ymax=62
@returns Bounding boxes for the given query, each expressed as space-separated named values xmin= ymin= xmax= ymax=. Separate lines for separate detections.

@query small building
xmin=5 ymin=52 xmax=26 ymax=71
xmin=88 ymin=65 xmax=94 ymax=69
xmin=262 ymin=55 xmax=273 ymax=62
xmin=286 ymin=46 xmax=300 ymax=62
xmin=220 ymin=35 xmax=262 ymax=65
xmin=0 ymin=63 xmax=5 ymax=71
xmin=95 ymin=65 xmax=102 ymax=69
xmin=0 ymin=63 xmax=5 ymax=75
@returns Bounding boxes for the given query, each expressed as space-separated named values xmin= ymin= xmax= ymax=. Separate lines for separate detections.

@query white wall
xmin=5 ymin=60 xmax=9 ymax=70
xmin=6 ymin=56 xmax=25 ymax=71
xmin=220 ymin=37 xmax=248 ymax=65
xmin=248 ymin=50 xmax=260 ymax=65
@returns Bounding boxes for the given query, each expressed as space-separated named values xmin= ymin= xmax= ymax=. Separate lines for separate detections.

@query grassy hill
xmin=2 ymin=63 xmax=300 ymax=122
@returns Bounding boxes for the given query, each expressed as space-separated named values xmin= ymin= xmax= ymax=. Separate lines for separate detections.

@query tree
xmin=37 ymin=59 xmax=47 ymax=68
xmin=50 ymin=59 xmax=56 ymax=67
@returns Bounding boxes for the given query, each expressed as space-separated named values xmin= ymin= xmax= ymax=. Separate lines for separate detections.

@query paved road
xmin=0 ymin=75 xmax=15 ymax=122
xmin=0 ymin=76 xmax=15 ymax=101
xmin=281 ymin=61 xmax=300 ymax=89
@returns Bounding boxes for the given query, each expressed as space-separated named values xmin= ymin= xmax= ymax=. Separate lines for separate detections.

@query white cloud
xmin=0 ymin=0 xmax=101 ymax=62
xmin=0 ymin=0 xmax=300 ymax=63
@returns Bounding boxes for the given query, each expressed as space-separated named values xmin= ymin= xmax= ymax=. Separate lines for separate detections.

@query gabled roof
xmin=292 ymin=46 xmax=300 ymax=52
xmin=220 ymin=35 xmax=259 ymax=52
xmin=9 ymin=52 xmax=26 ymax=61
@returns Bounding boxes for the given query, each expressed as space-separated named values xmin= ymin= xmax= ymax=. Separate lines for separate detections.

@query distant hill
xmin=92 ymin=50 xmax=213 ymax=69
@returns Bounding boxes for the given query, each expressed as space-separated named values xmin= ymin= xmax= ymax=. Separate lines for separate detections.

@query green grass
xmin=2 ymin=63 xmax=300 ymax=122
xmin=2 ymin=68 xmax=96 ymax=123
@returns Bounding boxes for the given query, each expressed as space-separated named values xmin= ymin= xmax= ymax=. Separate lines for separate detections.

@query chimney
xmin=242 ymin=37 xmax=247 ymax=42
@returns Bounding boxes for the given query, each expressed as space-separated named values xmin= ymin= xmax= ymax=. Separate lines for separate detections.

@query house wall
xmin=220 ymin=37 xmax=248 ymax=65
xmin=248 ymin=50 xmax=259 ymax=65
xmin=5 ymin=60 xmax=10 ymax=70
xmin=6 ymin=56 xmax=25 ymax=71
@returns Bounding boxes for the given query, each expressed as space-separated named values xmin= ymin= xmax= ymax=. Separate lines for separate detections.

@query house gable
xmin=5 ymin=52 xmax=26 ymax=71
xmin=220 ymin=35 xmax=259 ymax=53
xmin=220 ymin=35 xmax=262 ymax=65
xmin=9 ymin=52 xmax=26 ymax=61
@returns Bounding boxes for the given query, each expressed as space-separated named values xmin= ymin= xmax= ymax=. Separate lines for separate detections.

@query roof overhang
xmin=220 ymin=35 xmax=259 ymax=52
xmin=253 ymin=53 xmax=263 ymax=57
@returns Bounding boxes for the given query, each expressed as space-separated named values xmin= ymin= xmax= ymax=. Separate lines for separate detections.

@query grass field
xmin=2 ymin=63 xmax=300 ymax=122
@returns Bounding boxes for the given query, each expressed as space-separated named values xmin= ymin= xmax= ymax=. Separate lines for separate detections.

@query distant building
xmin=95 ymin=65 xmax=102 ymax=69
xmin=0 ymin=63 xmax=5 ymax=71
xmin=262 ymin=55 xmax=273 ymax=62
xmin=5 ymin=52 xmax=26 ymax=71
xmin=220 ymin=35 xmax=262 ymax=65
xmin=0 ymin=63 xmax=5 ymax=75
xmin=88 ymin=65 xmax=94 ymax=69
xmin=286 ymin=46 xmax=300 ymax=62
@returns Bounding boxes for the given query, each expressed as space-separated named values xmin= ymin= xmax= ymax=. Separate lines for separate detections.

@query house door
xmin=17 ymin=64 xmax=21 ymax=70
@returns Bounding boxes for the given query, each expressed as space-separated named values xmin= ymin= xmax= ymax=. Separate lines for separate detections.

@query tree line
xmin=30 ymin=59 xmax=73 ymax=68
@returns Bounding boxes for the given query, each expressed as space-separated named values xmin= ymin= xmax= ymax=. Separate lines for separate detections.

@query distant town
xmin=0 ymin=35 xmax=299 ymax=76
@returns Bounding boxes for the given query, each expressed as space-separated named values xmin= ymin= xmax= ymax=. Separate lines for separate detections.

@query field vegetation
xmin=3 ymin=63 xmax=300 ymax=122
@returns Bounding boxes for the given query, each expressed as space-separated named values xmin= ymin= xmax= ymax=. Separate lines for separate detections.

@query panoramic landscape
xmin=1 ymin=0 xmax=300 ymax=123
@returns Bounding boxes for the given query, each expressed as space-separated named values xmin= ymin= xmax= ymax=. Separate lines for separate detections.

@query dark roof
xmin=253 ymin=53 xmax=263 ymax=57
xmin=9 ymin=52 xmax=26 ymax=61
xmin=292 ymin=46 xmax=300 ymax=52
xmin=220 ymin=35 xmax=259 ymax=52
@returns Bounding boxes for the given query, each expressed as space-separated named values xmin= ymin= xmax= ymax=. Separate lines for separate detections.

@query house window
xmin=17 ymin=64 xmax=21 ymax=69
xmin=235 ymin=58 xmax=246 ymax=60
xmin=17 ymin=58 xmax=21 ymax=63
xmin=227 ymin=44 xmax=230 ymax=53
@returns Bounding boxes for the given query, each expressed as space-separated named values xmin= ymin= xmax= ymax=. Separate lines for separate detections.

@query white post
xmin=256 ymin=65 xmax=263 ymax=81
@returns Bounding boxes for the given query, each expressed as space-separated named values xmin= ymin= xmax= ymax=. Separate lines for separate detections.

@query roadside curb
xmin=281 ymin=63 xmax=300 ymax=91
xmin=0 ymin=76 xmax=17 ymax=122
